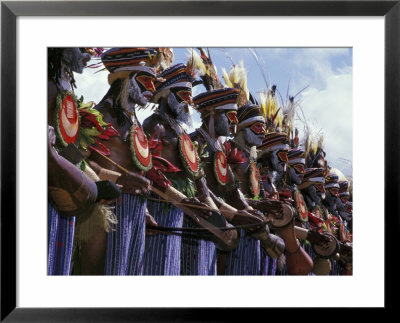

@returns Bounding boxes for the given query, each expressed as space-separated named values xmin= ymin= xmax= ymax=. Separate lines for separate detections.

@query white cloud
xmin=296 ymin=66 xmax=353 ymax=176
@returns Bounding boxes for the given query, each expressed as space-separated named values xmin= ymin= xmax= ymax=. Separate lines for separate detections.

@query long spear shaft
xmin=91 ymin=150 xmax=229 ymax=241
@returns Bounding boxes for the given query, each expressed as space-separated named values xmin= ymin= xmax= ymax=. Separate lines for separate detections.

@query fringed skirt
xmin=224 ymin=229 xmax=261 ymax=275
xmin=330 ymin=259 xmax=342 ymax=275
xmin=48 ymin=202 xmax=75 ymax=275
xmin=143 ymin=200 xmax=183 ymax=275
xmin=105 ymin=193 xmax=146 ymax=275
xmin=260 ymin=248 xmax=277 ymax=276
xmin=303 ymin=242 xmax=316 ymax=276
xmin=180 ymin=216 xmax=217 ymax=275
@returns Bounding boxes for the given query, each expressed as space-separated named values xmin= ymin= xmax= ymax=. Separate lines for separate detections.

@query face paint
xmin=62 ymin=48 xmax=91 ymax=74
xmin=215 ymin=112 xmax=231 ymax=137
xmin=225 ymin=110 xmax=238 ymax=125
xmin=243 ymin=128 xmax=263 ymax=147
xmin=314 ymin=182 xmax=326 ymax=194
xmin=277 ymin=150 xmax=288 ymax=163
xmin=270 ymin=150 xmax=286 ymax=174
xmin=171 ymin=87 xmax=192 ymax=104
xmin=288 ymin=166 xmax=302 ymax=185
xmin=341 ymin=196 xmax=349 ymax=204
xmin=136 ymin=74 xmax=156 ymax=93
xmin=129 ymin=74 xmax=153 ymax=107
xmin=306 ymin=185 xmax=321 ymax=204
xmin=329 ymin=187 xmax=340 ymax=197
xmin=167 ymin=91 xmax=192 ymax=128
xmin=249 ymin=122 xmax=266 ymax=135
xmin=293 ymin=163 xmax=305 ymax=175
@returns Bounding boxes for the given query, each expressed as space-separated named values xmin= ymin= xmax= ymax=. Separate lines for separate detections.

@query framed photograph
xmin=1 ymin=0 xmax=397 ymax=321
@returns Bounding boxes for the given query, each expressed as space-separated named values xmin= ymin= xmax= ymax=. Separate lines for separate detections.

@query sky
xmin=74 ymin=47 xmax=353 ymax=176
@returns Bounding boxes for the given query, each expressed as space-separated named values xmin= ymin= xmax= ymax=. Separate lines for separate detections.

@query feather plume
xmin=154 ymin=48 xmax=174 ymax=72
xmin=259 ymin=91 xmax=268 ymax=120
xmin=223 ymin=60 xmax=250 ymax=106
xmin=186 ymin=48 xmax=206 ymax=77
xmin=222 ymin=68 xmax=233 ymax=87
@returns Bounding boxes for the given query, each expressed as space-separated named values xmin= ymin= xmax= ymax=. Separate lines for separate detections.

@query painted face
xmin=62 ymin=48 xmax=91 ymax=74
xmin=268 ymin=149 xmax=288 ymax=174
xmin=314 ymin=182 xmax=326 ymax=194
xmin=340 ymin=196 xmax=349 ymax=204
xmin=323 ymin=189 xmax=337 ymax=211
xmin=170 ymin=87 xmax=193 ymax=104
xmin=304 ymin=184 xmax=321 ymax=204
xmin=288 ymin=166 xmax=302 ymax=185
xmin=225 ymin=110 xmax=238 ymax=125
xmin=166 ymin=88 xmax=194 ymax=128
xmin=215 ymin=110 xmax=235 ymax=137
xmin=129 ymin=72 xmax=156 ymax=107
xmin=243 ymin=127 xmax=263 ymax=147
xmin=277 ymin=150 xmax=289 ymax=164
xmin=249 ymin=122 xmax=266 ymax=135
xmin=329 ymin=187 xmax=340 ymax=198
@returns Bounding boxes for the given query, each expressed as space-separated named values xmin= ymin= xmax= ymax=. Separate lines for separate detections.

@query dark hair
xmin=48 ymin=48 xmax=76 ymax=89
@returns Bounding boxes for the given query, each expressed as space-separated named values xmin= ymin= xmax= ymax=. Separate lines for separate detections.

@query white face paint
xmin=288 ymin=166 xmax=302 ymax=185
xmin=62 ymin=48 xmax=91 ymax=74
xmin=270 ymin=150 xmax=285 ymax=174
xmin=244 ymin=127 xmax=263 ymax=147
xmin=129 ymin=74 xmax=150 ymax=107
xmin=167 ymin=92 xmax=192 ymax=128
xmin=215 ymin=113 xmax=231 ymax=137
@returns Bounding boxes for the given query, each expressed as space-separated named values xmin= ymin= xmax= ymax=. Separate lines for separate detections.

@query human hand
xmin=145 ymin=209 xmax=159 ymax=236
xmin=116 ymin=171 xmax=151 ymax=195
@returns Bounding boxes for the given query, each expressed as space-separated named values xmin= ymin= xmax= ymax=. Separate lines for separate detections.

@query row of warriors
xmin=48 ymin=47 xmax=352 ymax=276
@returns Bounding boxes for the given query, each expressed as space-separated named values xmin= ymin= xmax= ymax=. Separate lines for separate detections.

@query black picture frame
xmin=1 ymin=0 xmax=398 ymax=321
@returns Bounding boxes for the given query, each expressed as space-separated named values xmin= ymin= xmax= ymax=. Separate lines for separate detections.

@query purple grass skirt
xmin=105 ymin=193 xmax=146 ymax=275
xmin=224 ymin=230 xmax=261 ymax=275
xmin=180 ymin=216 xmax=217 ymax=275
xmin=48 ymin=202 xmax=75 ymax=275
xmin=143 ymin=200 xmax=183 ymax=275
xmin=260 ymin=248 xmax=277 ymax=276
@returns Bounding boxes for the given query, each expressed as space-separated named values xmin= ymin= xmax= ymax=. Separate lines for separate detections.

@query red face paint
xmin=277 ymin=150 xmax=288 ymax=163
xmin=314 ymin=183 xmax=326 ymax=193
xmin=225 ymin=111 xmax=238 ymax=125
xmin=136 ymin=74 xmax=156 ymax=93
xmin=250 ymin=122 xmax=266 ymax=135
xmin=293 ymin=163 xmax=305 ymax=174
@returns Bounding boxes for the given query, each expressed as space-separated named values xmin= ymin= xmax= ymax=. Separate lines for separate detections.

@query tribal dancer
xmin=48 ymin=48 xmax=120 ymax=275
xmin=84 ymin=48 xmax=158 ymax=275
xmin=258 ymin=133 xmax=314 ymax=275
xmin=190 ymin=88 xmax=273 ymax=275
xmin=226 ymin=103 xmax=284 ymax=275
xmin=142 ymin=63 xmax=205 ymax=275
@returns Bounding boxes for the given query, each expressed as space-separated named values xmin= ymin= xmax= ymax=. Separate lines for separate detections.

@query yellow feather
xmin=186 ymin=48 xmax=206 ymax=76
xmin=312 ymin=139 xmax=318 ymax=155
xmin=222 ymin=68 xmax=233 ymax=87
xmin=260 ymin=92 xmax=267 ymax=119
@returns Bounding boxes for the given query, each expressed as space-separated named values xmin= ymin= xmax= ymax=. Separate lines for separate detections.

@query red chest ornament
xmin=129 ymin=125 xmax=152 ymax=172
xmin=55 ymin=92 xmax=79 ymax=147
xmin=294 ymin=190 xmax=308 ymax=222
xmin=248 ymin=161 xmax=261 ymax=198
xmin=313 ymin=205 xmax=324 ymax=220
xmin=214 ymin=151 xmax=228 ymax=186
xmin=179 ymin=133 xmax=200 ymax=177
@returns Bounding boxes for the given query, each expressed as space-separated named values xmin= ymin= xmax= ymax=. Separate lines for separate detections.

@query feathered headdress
xmin=186 ymin=48 xmax=223 ymax=91
xmin=259 ymin=85 xmax=283 ymax=133
xmin=154 ymin=48 xmax=175 ymax=72
xmin=302 ymin=123 xmax=326 ymax=169
xmin=222 ymin=60 xmax=249 ymax=107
